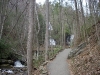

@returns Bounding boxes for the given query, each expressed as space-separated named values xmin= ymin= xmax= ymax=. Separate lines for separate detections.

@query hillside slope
xmin=67 ymin=22 xmax=100 ymax=75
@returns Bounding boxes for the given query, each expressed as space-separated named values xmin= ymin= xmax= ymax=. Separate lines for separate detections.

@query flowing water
xmin=14 ymin=60 xmax=24 ymax=67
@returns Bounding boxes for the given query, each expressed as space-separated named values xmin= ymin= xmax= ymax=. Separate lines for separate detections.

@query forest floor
xmin=67 ymin=23 xmax=100 ymax=75
xmin=68 ymin=44 xmax=100 ymax=75
xmin=47 ymin=48 xmax=71 ymax=75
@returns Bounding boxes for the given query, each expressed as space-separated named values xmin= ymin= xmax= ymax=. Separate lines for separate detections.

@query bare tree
xmin=45 ymin=0 xmax=49 ymax=61
xmin=0 ymin=0 xmax=8 ymax=39
xmin=74 ymin=0 xmax=81 ymax=46
xmin=35 ymin=4 xmax=40 ymax=60
xmin=27 ymin=0 xmax=35 ymax=75
xmin=80 ymin=0 xmax=87 ymax=41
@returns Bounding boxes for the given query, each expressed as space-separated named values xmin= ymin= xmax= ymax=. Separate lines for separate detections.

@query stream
xmin=0 ymin=60 xmax=27 ymax=75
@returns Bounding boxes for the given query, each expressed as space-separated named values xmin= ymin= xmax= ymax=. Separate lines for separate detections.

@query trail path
xmin=47 ymin=48 xmax=71 ymax=75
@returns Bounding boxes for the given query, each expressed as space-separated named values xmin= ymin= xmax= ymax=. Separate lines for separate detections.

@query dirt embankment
xmin=68 ymin=22 xmax=100 ymax=75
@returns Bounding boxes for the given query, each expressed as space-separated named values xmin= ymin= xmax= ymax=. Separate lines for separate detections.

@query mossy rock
xmin=68 ymin=42 xmax=87 ymax=59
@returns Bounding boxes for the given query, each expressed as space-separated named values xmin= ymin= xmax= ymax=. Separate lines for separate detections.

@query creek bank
xmin=1 ymin=67 xmax=27 ymax=75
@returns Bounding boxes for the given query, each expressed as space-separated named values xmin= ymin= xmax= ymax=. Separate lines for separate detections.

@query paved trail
xmin=47 ymin=49 xmax=71 ymax=75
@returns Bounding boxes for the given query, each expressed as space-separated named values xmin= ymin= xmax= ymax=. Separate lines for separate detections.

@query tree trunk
xmin=74 ymin=0 xmax=80 ymax=46
xmin=35 ymin=4 xmax=40 ymax=60
xmin=45 ymin=0 xmax=49 ymax=61
xmin=27 ymin=0 xmax=35 ymax=75
xmin=80 ymin=0 xmax=86 ymax=41
xmin=88 ymin=0 xmax=92 ymax=16
xmin=0 ymin=0 xmax=7 ymax=39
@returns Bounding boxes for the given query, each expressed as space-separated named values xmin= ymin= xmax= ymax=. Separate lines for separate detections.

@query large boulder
xmin=68 ymin=42 xmax=87 ymax=59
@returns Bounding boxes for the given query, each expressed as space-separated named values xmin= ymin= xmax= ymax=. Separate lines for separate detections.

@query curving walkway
xmin=47 ymin=49 xmax=71 ymax=75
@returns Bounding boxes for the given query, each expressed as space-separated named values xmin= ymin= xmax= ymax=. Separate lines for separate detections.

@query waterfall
xmin=14 ymin=60 xmax=24 ymax=67
xmin=50 ymin=39 xmax=56 ymax=46
xmin=70 ymin=35 xmax=74 ymax=41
